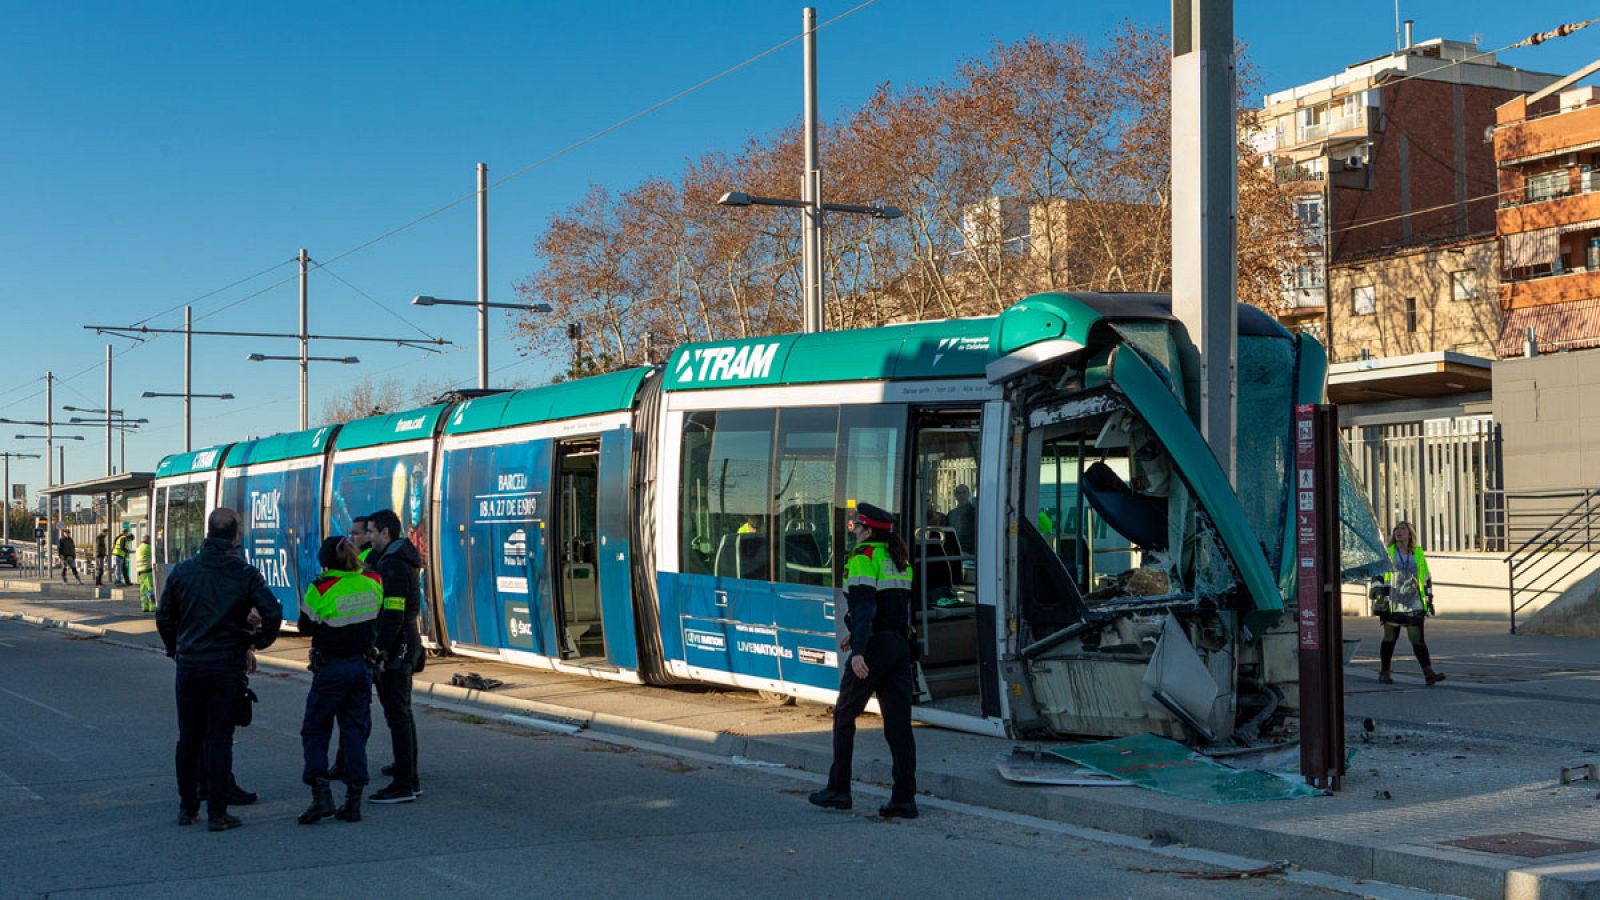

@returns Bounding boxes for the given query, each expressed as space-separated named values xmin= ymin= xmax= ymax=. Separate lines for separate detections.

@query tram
xmin=149 ymin=291 xmax=1380 ymax=741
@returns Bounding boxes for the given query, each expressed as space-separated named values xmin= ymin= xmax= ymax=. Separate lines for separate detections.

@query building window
xmin=1405 ymin=298 xmax=1418 ymax=333
xmin=1527 ymin=170 xmax=1569 ymax=203
xmin=1450 ymin=270 xmax=1478 ymax=301
xmin=1352 ymin=284 xmax=1375 ymax=316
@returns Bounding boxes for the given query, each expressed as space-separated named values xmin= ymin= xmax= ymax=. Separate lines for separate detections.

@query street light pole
xmin=801 ymin=7 xmax=823 ymax=334
xmin=298 ymin=248 xmax=310 ymax=431
xmin=477 ymin=162 xmax=490 ymax=390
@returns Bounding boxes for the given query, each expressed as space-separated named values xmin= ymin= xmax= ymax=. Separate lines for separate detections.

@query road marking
xmin=0 ymin=686 xmax=77 ymax=720
xmin=416 ymin=862 xmax=485 ymax=890
xmin=0 ymin=639 xmax=15 ymax=648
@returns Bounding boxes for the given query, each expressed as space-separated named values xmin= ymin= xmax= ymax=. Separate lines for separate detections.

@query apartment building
xmin=1495 ymin=62 xmax=1600 ymax=355
xmin=1257 ymin=33 xmax=1557 ymax=357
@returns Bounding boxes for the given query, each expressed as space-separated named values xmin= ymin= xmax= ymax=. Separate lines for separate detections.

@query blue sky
xmin=0 ymin=0 xmax=1593 ymax=498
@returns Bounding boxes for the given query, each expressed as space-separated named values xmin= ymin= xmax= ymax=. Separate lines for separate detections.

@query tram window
xmin=165 ymin=483 xmax=206 ymax=562
xmin=678 ymin=409 xmax=775 ymax=580
xmin=774 ymin=407 xmax=838 ymax=587
xmin=152 ymin=487 xmax=168 ymax=563
xmin=838 ymin=405 xmax=905 ymax=579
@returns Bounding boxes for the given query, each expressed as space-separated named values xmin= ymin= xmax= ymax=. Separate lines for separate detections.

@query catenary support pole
xmin=104 ymin=345 xmax=112 ymax=477
xmin=45 ymin=371 xmax=54 ymax=563
xmin=477 ymin=162 xmax=489 ymax=389
xmin=1170 ymin=0 xmax=1238 ymax=481
xmin=183 ymin=305 xmax=193 ymax=451
xmin=298 ymin=248 xmax=309 ymax=430
xmin=801 ymin=7 xmax=823 ymax=334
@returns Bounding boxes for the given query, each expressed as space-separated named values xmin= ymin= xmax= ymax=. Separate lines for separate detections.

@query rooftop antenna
xmin=1394 ymin=1 xmax=1402 ymax=51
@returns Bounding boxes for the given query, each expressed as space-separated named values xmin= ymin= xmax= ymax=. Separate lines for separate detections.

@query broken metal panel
xmin=1023 ymin=654 xmax=1192 ymax=740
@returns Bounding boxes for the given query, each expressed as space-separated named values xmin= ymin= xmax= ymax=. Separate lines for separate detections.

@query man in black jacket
xmin=155 ymin=508 xmax=282 ymax=832
xmin=366 ymin=508 xmax=423 ymax=804
xmin=59 ymin=531 xmax=82 ymax=583
xmin=94 ymin=529 xmax=109 ymax=586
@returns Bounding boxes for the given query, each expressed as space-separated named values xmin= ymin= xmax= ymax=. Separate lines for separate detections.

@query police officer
xmin=809 ymin=502 xmax=919 ymax=819
xmin=297 ymin=536 xmax=382 ymax=824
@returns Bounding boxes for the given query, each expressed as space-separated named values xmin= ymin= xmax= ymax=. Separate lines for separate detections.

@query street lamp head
xmin=247 ymin=353 xmax=267 ymax=362
xmin=411 ymin=295 xmax=437 ymax=307
xmin=717 ymin=191 xmax=752 ymax=208
xmin=219 ymin=393 xmax=235 ymax=400
xmin=529 ymin=303 xmax=554 ymax=313
xmin=141 ymin=391 xmax=156 ymax=398
xmin=338 ymin=357 xmax=360 ymax=365
xmin=876 ymin=204 xmax=904 ymax=221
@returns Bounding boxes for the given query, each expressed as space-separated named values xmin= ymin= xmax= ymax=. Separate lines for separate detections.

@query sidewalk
xmin=4 ymin=586 xmax=1598 ymax=900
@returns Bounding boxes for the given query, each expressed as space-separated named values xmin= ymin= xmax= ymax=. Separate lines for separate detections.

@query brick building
xmin=1257 ymin=35 xmax=1557 ymax=358
xmin=1495 ymin=62 xmax=1600 ymax=355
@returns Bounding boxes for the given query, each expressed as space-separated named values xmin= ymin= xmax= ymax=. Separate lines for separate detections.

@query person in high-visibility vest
xmin=111 ymin=529 xmax=133 ymax=586
xmin=809 ymin=502 xmax=918 ymax=819
xmin=136 ymin=535 xmax=155 ymax=612
xmin=297 ymin=535 xmax=382 ymax=824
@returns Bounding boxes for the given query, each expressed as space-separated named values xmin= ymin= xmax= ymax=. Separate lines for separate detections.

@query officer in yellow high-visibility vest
xmin=808 ymin=502 xmax=919 ymax=819
xmin=297 ymin=536 xmax=382 ymax=824
xmin=136 ymin=535 xmax=155 ymax=613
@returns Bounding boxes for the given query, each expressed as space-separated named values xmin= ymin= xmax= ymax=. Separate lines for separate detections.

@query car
xmin=0 ymin=545 xmax=17 ymax=568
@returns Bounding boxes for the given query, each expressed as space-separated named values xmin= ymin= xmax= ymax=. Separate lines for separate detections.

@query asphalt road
xmin=0 ymin=619 xmax=1357 ymax=900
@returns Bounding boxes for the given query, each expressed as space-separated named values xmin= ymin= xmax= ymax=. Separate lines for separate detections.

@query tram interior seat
xmin=781 ymin=532 xmax=829 ymax=585
xmin=714 ymin=533 xmax=769 ymax=581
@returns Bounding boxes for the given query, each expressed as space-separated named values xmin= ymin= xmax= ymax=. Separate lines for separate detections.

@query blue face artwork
xmin=329 ymin=450 xmax=434 ymax=631
xmin=220 ymin=464 xmax=323 ymax=620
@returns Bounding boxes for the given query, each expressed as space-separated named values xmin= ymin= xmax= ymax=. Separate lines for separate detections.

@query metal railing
xmin=1504 ymin=487 xmax=1600 ymax=634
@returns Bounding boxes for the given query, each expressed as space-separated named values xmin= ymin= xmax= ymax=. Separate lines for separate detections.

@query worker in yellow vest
xmin=136 ymin=535 xmax=155 ymax=612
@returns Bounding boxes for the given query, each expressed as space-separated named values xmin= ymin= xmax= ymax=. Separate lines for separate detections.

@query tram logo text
xmin=674 ymin=342 xmax=780 ymax=384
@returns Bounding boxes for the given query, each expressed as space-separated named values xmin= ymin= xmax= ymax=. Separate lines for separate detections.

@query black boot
xmin=335 ymin=785 xmax=363 ymax=822
xmin=298 ymin=778 xmax=335 ymax=825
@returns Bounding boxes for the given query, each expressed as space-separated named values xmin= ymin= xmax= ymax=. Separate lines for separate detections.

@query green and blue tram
xmin=149 ymin=291 xmax=1375 ymax=740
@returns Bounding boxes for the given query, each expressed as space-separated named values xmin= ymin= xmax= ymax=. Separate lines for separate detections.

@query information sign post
xmin=1295 ymin=403 xmax=1345 ymax=790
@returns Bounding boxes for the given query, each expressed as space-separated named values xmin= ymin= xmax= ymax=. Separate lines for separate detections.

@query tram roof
xmin=221 ymin=425 xmax=339 ymax=469
xmin=662 ymin=317 xmax=996 ymax=392
xmin=443 ymin=367 xmax=652 ymax=436
xmin=155 ymin=443 xmax=231 ymax=479
xmin=333 ymin=403 xmax=451 ymax=451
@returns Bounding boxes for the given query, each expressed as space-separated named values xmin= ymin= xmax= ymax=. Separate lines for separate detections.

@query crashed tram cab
xmin=986 ymin=293 xmax=1340 ymax=743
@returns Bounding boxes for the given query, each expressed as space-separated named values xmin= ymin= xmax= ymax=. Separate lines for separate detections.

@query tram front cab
xmin=987 ymin=293 xmax=1297 ymax=743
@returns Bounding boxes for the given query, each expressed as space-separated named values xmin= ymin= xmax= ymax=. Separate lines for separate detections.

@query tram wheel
xmin=758 ymin=690 xmax=797 ymax=706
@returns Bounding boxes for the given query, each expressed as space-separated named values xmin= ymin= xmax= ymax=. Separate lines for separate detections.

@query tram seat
xmin=714 ymin=533 xmax=769 ymax=581
xmin=781 ymin=532 xmax=829 ymax=585
xmin=914 ymin=536 xmax=960 ymax=601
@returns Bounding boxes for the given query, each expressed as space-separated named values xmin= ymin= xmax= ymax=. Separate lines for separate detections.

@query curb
xmin=4 ymin=607 xmax=1594 ymax=899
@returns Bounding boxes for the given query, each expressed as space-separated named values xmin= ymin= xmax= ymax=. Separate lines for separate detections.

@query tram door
xmin=907 ymin=408 xmax=983 ymax=713
xmin=553 ymin=440 xmax=604 ymax=661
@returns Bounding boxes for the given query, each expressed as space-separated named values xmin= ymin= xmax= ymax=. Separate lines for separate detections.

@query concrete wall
xmin=1338 ymin=550 xmax=1600 ymax=620
xmin=1491 ymin=348 xmax=1600 ymax=492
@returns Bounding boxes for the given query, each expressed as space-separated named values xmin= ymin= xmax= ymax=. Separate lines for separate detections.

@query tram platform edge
xmin=3 ymin=595 xmax=1599 ymax=900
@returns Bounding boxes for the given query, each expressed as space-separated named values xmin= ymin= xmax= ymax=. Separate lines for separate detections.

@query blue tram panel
xmin=438 ymin=440 xmax=554 ymax=657
xmin=596 ymin=428 xmax=637 ymax=670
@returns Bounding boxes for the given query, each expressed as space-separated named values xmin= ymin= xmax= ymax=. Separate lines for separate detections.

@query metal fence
xmin=1341 ymin=415 xmax=1502 ymax=552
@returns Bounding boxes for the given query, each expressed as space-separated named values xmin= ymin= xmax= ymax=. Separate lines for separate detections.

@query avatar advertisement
xmin=220 ymin=463 xmax=322 ymax=620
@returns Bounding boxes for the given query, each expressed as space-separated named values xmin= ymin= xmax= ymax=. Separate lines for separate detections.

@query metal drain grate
xmin=1447 ymin=832 xmax=1600 ymax=858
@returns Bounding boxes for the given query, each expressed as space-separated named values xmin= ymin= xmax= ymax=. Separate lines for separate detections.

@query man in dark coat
xmin=155 ymin=508 xmax=282 ymax=832
xmin=365 ymin=508 xmax=424 ymax=805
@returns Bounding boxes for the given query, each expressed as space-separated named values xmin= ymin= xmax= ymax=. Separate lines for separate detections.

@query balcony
xmin=1295 ymin=112 xmax=1366 ymax=146
xmin=1496 ymin=102 xmax=1600 ymax=165
xmin=1501 ymin=269 xmax=1600 ymax=310
xmin=1499 ymin=188 xmax=1600 ymax=235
